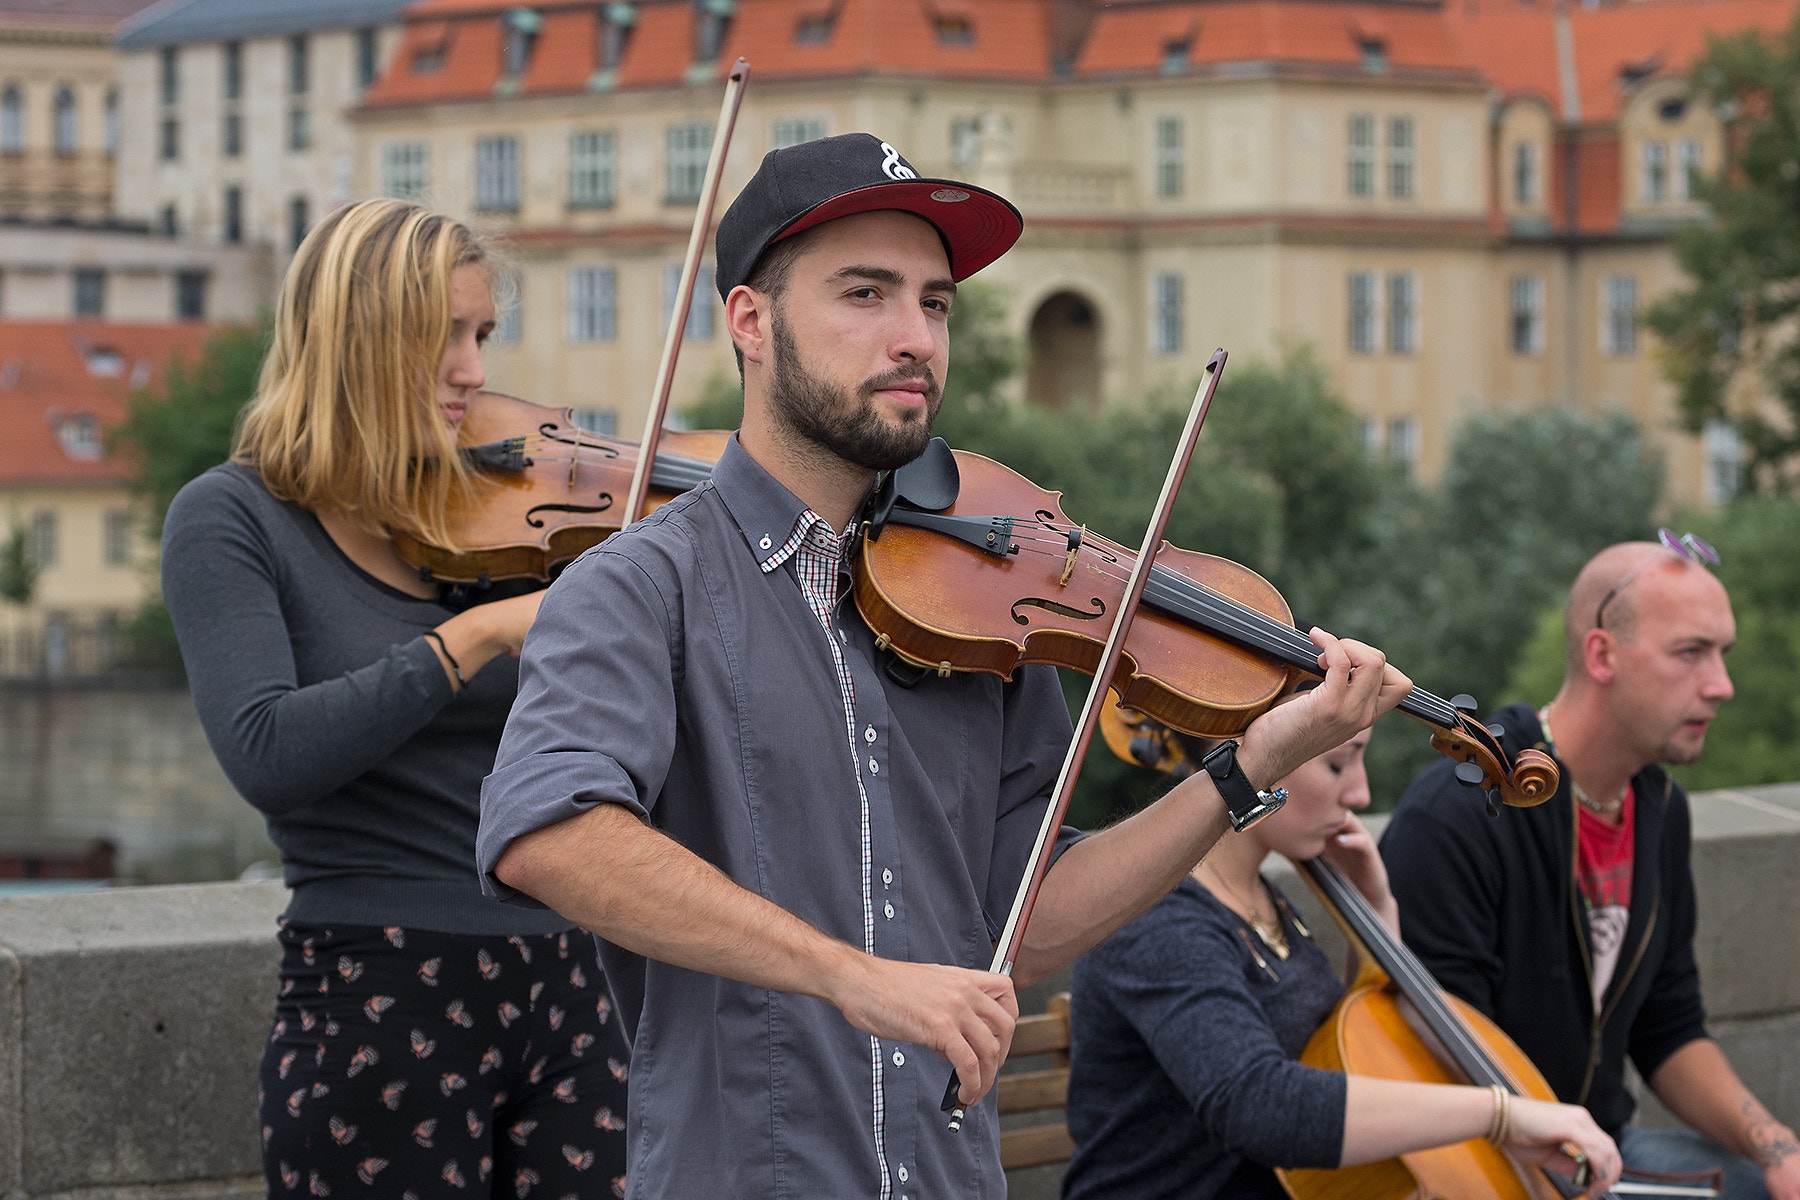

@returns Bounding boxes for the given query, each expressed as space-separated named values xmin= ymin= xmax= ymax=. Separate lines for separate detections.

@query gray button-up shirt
xmin=478 ymin=436 xmax=1075 ymax=1199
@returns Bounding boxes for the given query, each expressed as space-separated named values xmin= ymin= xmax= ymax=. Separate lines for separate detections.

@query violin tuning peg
xmin=1454 ymin=761 xmax=1487 ymax=788
xmin=1451 ymin=694 xmax=1480 ymax=715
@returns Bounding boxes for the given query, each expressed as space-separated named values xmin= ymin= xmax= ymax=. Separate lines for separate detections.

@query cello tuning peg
xmin=1485 ymin=790 xmax=1500 ymax=818
xmin=1488 ymin=724 xmax=1506 ymax=740
xmin=1451 ymin=693 xmax=1480 ymax=714
xmin=1454 ymin=761 xmax=1487 ymax=788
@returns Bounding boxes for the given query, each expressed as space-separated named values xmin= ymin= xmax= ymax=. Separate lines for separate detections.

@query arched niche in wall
xmin=1026 ymin=289 xmax=1102 ymax=409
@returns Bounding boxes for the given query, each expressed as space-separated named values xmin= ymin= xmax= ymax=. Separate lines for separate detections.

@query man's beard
xmin=767 ymin=312 xmax=941 ymax=472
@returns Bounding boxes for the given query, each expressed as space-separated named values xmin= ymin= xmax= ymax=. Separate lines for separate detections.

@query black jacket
xmin=1380 ymin=704 xmax=1709 ymax=1137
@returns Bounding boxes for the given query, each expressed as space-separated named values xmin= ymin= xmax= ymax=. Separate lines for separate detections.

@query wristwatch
xmin=1200 ymin=740 xmax=1288 ymax=832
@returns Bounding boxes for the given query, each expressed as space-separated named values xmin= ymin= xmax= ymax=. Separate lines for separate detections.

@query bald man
xmin=1382 ymin=538 xmax=1799 ymax=1199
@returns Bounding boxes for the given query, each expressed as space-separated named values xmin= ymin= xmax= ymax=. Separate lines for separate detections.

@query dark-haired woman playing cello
xmin=161 ymin=199 xmax=628 ymax=1198
xmin=1062 ymin=722 xmax=1621 ymax=1200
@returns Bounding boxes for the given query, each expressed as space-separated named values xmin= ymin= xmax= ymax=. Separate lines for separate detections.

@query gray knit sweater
xmin=161 ymin=461 xmax=568 ymax=935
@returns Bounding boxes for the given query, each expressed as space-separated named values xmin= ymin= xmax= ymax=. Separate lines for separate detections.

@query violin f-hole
xmin=1011 ymin=595 xmax=1105 ymax=626
xmin=525 ymin=496 xmax=614 ymax=528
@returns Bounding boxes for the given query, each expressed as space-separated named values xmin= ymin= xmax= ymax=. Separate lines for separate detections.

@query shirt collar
xmin=710 ymin=434 xmax=861 ymax=574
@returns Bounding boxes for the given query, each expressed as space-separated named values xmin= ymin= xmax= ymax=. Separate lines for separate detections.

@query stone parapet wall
xmin=1 ymin=785 xmax=1796 ymax=1200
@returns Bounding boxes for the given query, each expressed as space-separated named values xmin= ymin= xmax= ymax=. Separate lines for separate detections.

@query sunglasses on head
xmin=1593 ymin=529 xmax=1720 ymax=631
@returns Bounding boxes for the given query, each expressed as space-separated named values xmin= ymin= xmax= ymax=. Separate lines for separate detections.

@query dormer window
xmin=695 ymin=0 xmax=733 ymax=64
xmin=82 ymin=347 xmax=122 ymax=377
xmin=412 ymin=22 xmax=451 ymax=74
xmin=935 ymin=15 xmax=973 ymax=45
xmin=55 ymin=412 xmax=103 ymax=460
xmin=599 ymin=2 xmax=636 ymax=72
xmin=1160 ymin=39 xmax=1190 ymax=75
xmin=1359 ymin=37 xmax=1388 ymax=74
xmin=795 ymin=10 xmax=833 ymax=44
xmin=503 ymin=9 xmax=540 ymax=77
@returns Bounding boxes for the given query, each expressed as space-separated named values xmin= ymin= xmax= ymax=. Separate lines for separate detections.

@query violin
xmin=855 ymin=436 xmax=1558 ymax=808
xmin=391 ymin=390 xmax=729 ymax=585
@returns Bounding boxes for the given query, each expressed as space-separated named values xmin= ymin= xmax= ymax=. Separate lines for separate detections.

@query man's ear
xmin=726 ymin=286 xmax=770 ymax=368
xmin=1582 ymin=627 xmax=1618 ymax=686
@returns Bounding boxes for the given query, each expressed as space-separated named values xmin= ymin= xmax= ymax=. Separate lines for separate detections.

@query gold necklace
xmin=1204 ymin=865 xmax=1289 ymax=960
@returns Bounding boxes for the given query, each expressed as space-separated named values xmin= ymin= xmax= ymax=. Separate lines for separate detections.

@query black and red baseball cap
xmin=714 ymin=132 xmax=1024 ymax=301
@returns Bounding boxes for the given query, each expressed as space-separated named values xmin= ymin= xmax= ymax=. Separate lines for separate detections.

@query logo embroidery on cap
xmin=930 ymin=188 xmax=970 ymax=203
xmin=880 ymin=142 xmax=917 ymax=181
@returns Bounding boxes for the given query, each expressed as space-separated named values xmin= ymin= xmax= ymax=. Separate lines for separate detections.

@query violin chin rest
xmin=890 ymin=438 xmax=962 ymax=513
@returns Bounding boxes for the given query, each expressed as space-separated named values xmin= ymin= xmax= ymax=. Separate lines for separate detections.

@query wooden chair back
xmin=998 ymin=991 xmax=1074 ymax=1170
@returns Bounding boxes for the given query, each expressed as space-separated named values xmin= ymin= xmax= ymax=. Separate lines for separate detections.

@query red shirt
xmin=1575 ymin=788 xmax=1635 ymax=1006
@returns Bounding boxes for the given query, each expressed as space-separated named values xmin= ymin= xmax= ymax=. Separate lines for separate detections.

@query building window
xmin=1676 ymin=139 xmax=1701 ymax=201
xmin=1387 ymin=271 xmax=1418 ymax=354
xmin=598 ymin=6 xmax=633 ymax=70
xmin=103 ymin=89 xmax=116 ymax=155
xmin=1151 ymin=272 xmax=1183 ymax=355
xmin=567 ymin=267 xmax=617 ymax=342
xmin=288 ymin=35 xmax=309 ymax=95
xmin=475 ymin=135 xmax=521 ymax=212
xmin=357 ymin=27 xmax=379 ymax=89
xmin=104 ymin=509 xmax=134 ymax=566
xmin=794 ymin=11 xmax=833 ymax=44
xmin=52 ymin=87 xmax=76 ymax=154
xmin=950 ymin=116 xmax=980 ymax=168
xmin=222 ymin=185 xmax=242 ymax=243
xmin=665 ymin=123 xmax=710 ymax=204
xmin=571 ymin=408 xmax=617 ymax=435
xmin=222 ymin=112 xmax=242 ymax=157
xmin=223 ymin=41 xmax=242 ymax=100
xmin=1509 ymin=274 xmax=1544 ymax=354
xmin=1641 ymin=139 xmax=1667 ymax=202
xmin=0 ymin=85 xmax=18 ymax=153
xmin=567 ymin=131 xmax=615 ymax=208
xmin=290 ymin=194 xmax=310 ymax=252
xmin=56 ymin=414 xmax=101 ymax=458
xmin=1347 ymin=114 xmax=1374 ymax=197
xmin=1513 ymin=141 xmax=1537 ymax=205
xmin=1348 ymin=271 xmax=1377 ymax=353
xmin=695 ymin=0 xmax=730 ymax=60
xmin=1161 ymin=38 xmax=1190 ymax=75
xmin=159 ymin=117 xmax=179 ymax=161
xmin=1702 ymin=420 xmax=1742 ymax=503
xmin=73 ymin=268 xmax=104 ymax=317
xmin=493 ymin=273 xmax=521 ymax=344
xmin=27 ymin=511 xmax=56 ymax=569
xmin=175 ymin=271 xmax=207 ymax=320
xmin=1359 ymin=37 xmax=1387 ymax=74
xmin=772 ymin=116 xmax=825 ymax=149
xmin=159 ymin=204 xmax=177 ymax=236
xmin=1602 ymin=275 xmax=1638 ymax=355
xmin=1387 ymin=116 xmax=1415 ymax=199
xmin=160 ymin=46 xmax=179 ymax=105
xmin=1387 ymin=417 xmax=1419 ymax=474
xmin=1354 ymin=418 xmax=1379 ymax=458
xmin=1154 ymin=116 xmax=1183 ymax=199
xmin=663 ymin=262 xmax=715 ymax=339
xmin=934 ymin=14 xmax=973 ymax=44
xmin=383 ymin=141 xmax=429 ymax=200
xmin=288 ymin=107 xmax=310 ymax=152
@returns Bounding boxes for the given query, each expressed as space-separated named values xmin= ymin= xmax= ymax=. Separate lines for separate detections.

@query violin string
xmin=960 ymin=519 xmax=1463 ymax=727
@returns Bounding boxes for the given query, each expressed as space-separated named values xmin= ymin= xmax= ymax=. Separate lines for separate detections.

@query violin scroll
xmin=1430 ymin=714 xmax=1558 ymax=808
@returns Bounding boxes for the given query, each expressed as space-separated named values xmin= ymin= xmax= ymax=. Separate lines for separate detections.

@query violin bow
xmin=620 ymin=57 xmax=750 ymax=527
xmin=943 ymin=347 xmax=1231 ymax=1130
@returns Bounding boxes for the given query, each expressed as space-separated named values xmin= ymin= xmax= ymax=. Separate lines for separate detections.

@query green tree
xmin=1645 ymin=11 xmax=1800 ymax=491
xmin=113 ymin=319 xmax=270 ymax=536
xmin=0 ymin=522 xmax=37 ymax=606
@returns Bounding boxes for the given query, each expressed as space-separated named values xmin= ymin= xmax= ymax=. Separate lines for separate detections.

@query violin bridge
xmin=1059 ymin=525 xmax=1086 ymax=587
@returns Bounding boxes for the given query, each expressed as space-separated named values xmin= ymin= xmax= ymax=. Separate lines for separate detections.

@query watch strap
xmin=1201 ymin=739 xmax=1288 ymax=832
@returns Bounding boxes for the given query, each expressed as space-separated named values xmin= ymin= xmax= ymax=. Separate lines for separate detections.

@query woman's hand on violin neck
xmin=1239 ymin=630 xmax=1411 ymax=788
xmin=430 ymin=591 xmax=546 ymax=689
xmin=1504 ymin=1096 xmax=1622 ymax=1198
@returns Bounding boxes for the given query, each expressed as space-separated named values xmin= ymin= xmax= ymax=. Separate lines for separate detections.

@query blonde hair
xmin=235 ymin=199 xmax=488 ymax=548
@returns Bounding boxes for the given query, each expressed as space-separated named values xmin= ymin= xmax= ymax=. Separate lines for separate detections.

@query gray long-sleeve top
xmin=161 ymin=461 xmax=567 ymax=935
xmin=1063 ymin=875 xmax=1347 ymax=1199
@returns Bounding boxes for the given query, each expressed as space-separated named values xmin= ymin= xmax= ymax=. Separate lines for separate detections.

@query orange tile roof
xmin=1076 ymin=0 xmax=1478 ymax=78
xmin=0 ymin=321 xmax=214 ymax=488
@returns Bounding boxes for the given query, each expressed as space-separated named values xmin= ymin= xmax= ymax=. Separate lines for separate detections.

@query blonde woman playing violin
xmin=1063 ymin=725 xmax=1621 ymax=1200
xmin=161 ymin=199 xmax=627 ymax=1199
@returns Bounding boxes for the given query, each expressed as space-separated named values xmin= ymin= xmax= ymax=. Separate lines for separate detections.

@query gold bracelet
xmin=1486 ymin=1085 xmax=1511 ymax=1146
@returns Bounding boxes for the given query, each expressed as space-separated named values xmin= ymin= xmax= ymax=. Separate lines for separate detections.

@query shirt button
xmin=884 ymin=902 xmax=895 ymax=919
xmin=864 ymin=726 xmax=876 ymax=743
xmin=898 ymin=1166 xmax=909 ymax=1183
xmin=882 ymin=868 xmax=892 ymax=886
xmin=892 ymin=1049 xmax=905 ymax=1066
xmin=759 ymin=535 xmax=772 ymax=550
xmin=868 ymin=758 xmax=879 ymax=775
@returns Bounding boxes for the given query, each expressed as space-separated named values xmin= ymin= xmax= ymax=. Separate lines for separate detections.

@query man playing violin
xmin=1384 ymin=536 xmax=1800 ymax=1199
xmin=476 ymin=133 xmax=1409 ymax=1198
